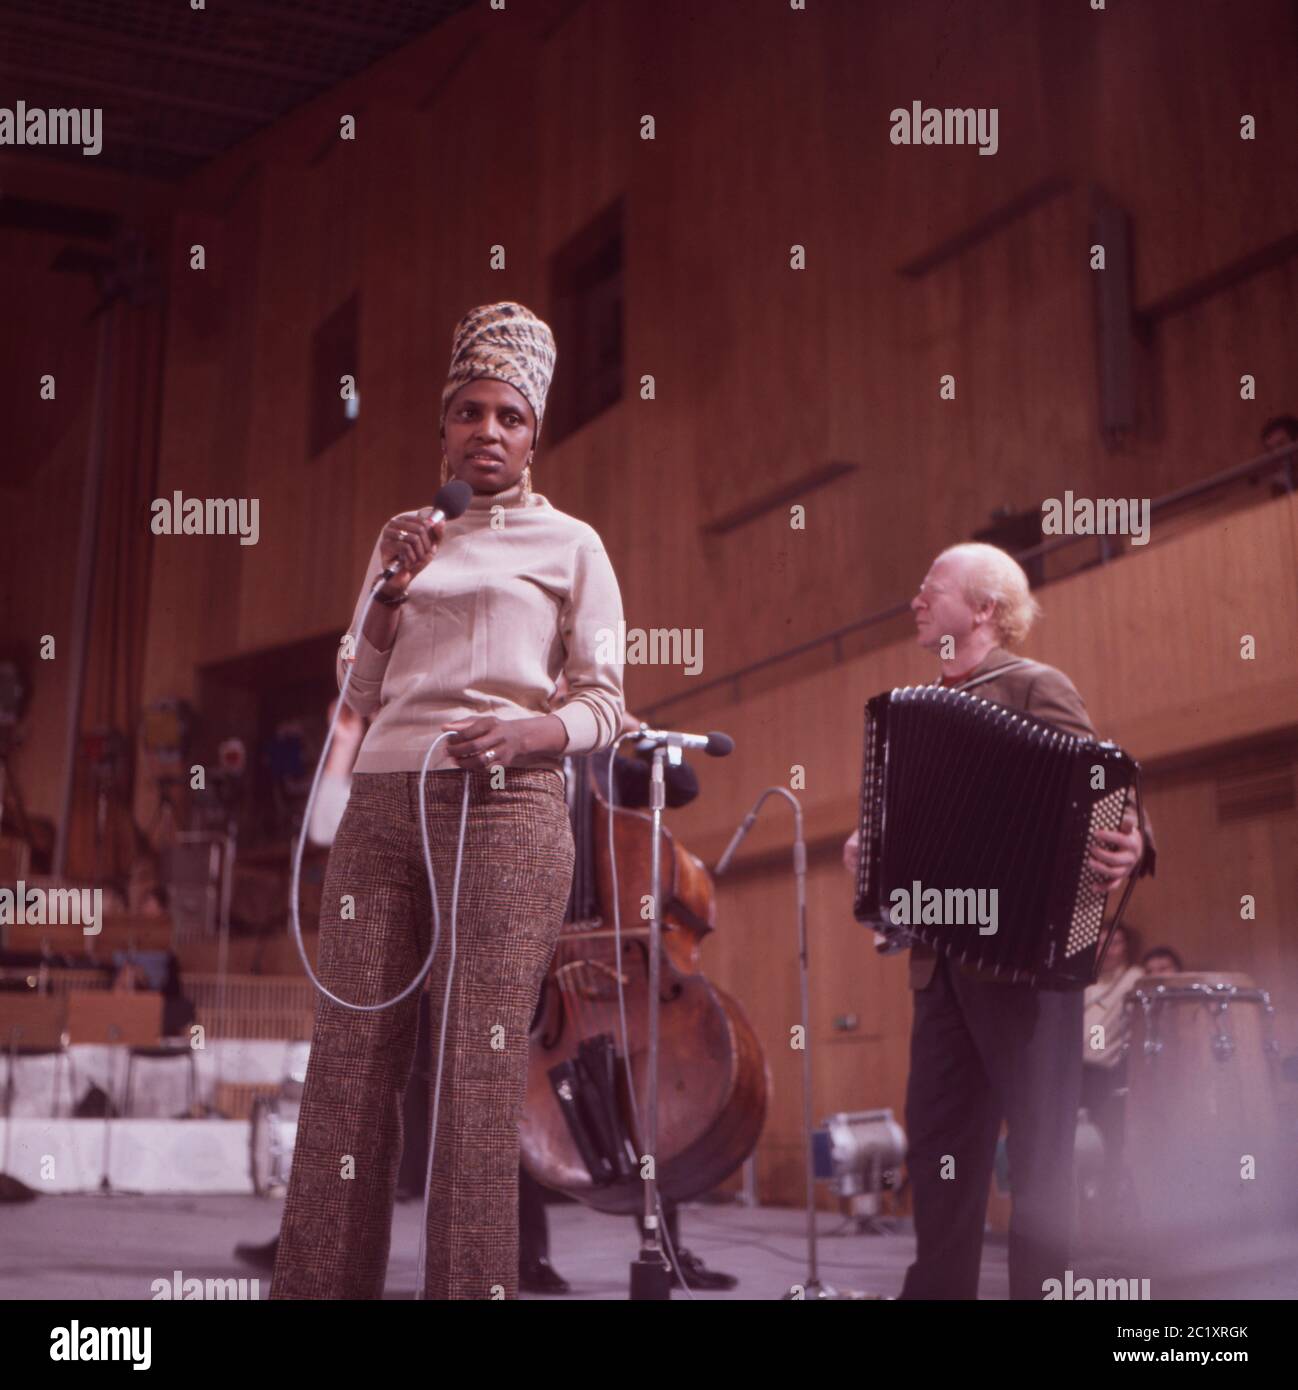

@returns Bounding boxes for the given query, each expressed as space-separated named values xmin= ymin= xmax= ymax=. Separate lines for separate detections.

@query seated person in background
xmin=1140 ymin=944 xmax=1183 ymax=976
xmin=110 ymin=960 xmax=149 ymax=993
xmin=109 ymin=950 xmax=196 ymax=1038
xmin=1261 ymin=413 xmax=1297 ymax=448
xmin=1082 ymin=923 xmax=1145 ymax=1076
xmin=160 ymin=952 xmax=197 ymax=1038
xmin=1080 ymin=923 xmax=1145 ymax=1218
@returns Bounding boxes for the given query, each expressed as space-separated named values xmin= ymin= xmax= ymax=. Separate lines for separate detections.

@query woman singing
xmin=271 ymin=302 xmax=625 ymax=1300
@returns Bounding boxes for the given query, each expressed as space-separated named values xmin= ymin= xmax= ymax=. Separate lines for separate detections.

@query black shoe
xmin=234 ymin=1236 xmax=279 ymax=1273
xmin=519 ymin=1257 xmax=572 ymax=1295
xmin=671 ymin=1248 xmax=737 ymax=1290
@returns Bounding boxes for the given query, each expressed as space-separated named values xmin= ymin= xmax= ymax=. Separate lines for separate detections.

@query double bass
xmin=520 ymin=747 xmax=769 ymax=1214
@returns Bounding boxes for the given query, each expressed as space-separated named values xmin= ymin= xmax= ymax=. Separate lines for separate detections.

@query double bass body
xmin=520 ymin=758 xmax=769 ymax=1215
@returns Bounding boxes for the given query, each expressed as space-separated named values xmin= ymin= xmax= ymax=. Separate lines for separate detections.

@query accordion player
xmin=852 ymin=684 xmax=1142 ymax=988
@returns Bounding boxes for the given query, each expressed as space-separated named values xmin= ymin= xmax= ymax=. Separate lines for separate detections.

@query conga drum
xmin=1123 ymin=972 xmax=1284 ymax=1258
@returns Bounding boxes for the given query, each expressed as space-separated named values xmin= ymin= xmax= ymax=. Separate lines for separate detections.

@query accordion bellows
xmin=853 ymin=686 xmax=1139 ymax=987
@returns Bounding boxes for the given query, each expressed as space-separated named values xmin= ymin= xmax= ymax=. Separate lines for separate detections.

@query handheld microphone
xmin=378 ymin=479 xmax=472 ymax=583
xmin=634 ymin=727 xmax=734 ymax=758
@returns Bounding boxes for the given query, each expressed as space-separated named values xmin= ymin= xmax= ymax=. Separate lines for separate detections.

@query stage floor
xmin=4 ymin=1194 xmax=1297 ymax=1301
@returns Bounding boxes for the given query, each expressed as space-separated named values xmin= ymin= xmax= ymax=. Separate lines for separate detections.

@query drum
xmin=1123 ymin=972 xmax=1283 ymax=1255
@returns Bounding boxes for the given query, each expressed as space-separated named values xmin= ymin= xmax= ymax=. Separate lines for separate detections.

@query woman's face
xmin=442 ymin=378 xmax=536 ymax=494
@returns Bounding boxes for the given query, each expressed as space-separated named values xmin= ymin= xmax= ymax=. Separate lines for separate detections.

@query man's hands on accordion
xmin=840 ymin=807 xmax=1144 ymax=889
xmin=843 ymin=827 xmax=892 ymax=947
xmin=1086 ymin=806 xmax=1144 ymax=886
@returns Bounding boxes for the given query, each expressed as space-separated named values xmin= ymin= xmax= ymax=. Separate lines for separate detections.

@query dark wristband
xmin=373 ymin=578 xmax=409 ymax=607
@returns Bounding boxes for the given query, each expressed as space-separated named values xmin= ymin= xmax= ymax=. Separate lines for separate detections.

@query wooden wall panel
xmin=139 ymin=178 xmax=268 ymax=717
xmin=128 ymin=0 xmax=1298 ymax=724
xmin=1098 ymin=0 xmax=1298 ymax=306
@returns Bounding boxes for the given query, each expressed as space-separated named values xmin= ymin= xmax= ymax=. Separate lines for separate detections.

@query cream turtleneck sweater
xmin=337 ymin=482 xmax=625 ymax=774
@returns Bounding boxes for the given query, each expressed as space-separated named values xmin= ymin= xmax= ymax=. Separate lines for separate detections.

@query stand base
xmin=629 ymin=1249 xmax=673 ymax=1300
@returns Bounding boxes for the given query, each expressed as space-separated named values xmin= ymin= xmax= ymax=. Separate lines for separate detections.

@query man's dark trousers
xmin=900 ymin=954 xmax=1083 ymax=1300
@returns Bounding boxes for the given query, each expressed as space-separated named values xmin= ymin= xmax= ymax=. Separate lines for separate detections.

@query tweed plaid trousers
xmin=270 ymin=768 xmax=573 ymax=1300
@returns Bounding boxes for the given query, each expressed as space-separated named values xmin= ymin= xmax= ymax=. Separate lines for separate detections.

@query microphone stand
xmin=98 ymin=1022 xmax=123 ymax=1195
xmin=716 ymin=786 xmax=875 ymax=1301
xmin=629 ymin=744 xmax=673 ymax=1299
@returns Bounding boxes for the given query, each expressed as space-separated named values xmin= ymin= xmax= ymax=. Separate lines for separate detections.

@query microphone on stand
xmin=711 ymin=784 xmax=876 ymax=1299
xmin=378 ymin=479 xmax=472 ymax=583
xmin=627 ymin=723 xmax=731 ymax=1300
xmin=634 ymin=728 xmax=734 ymax=758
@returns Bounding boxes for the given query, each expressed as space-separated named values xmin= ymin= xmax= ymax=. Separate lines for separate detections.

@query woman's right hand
xmin=842 ymin=827 xmax=861 ymax=877
xmin=378 ymin=511 xmax=446 ymax=594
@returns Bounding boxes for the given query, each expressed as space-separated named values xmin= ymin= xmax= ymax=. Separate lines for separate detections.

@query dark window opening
xmin=546 ymin=199 xmax=624 ymax=445
xmin=308 ymin=294 xmax=359 ymax=458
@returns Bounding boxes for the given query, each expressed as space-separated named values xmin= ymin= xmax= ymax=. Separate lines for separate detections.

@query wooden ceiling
xmin=0 ymin=0 xmax=475 ymax=182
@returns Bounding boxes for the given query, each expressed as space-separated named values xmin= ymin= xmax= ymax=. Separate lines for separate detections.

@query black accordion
xmin=852 ymin=685 xmax=1140 ymax=987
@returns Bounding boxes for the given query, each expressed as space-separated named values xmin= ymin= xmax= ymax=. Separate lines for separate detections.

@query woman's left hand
xmin=443 ymin=715 xmax=566 ymax=769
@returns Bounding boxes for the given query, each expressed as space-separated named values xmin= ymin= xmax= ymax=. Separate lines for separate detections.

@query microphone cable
xmin=288 ymin=572 xmax=470 ymax=1299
